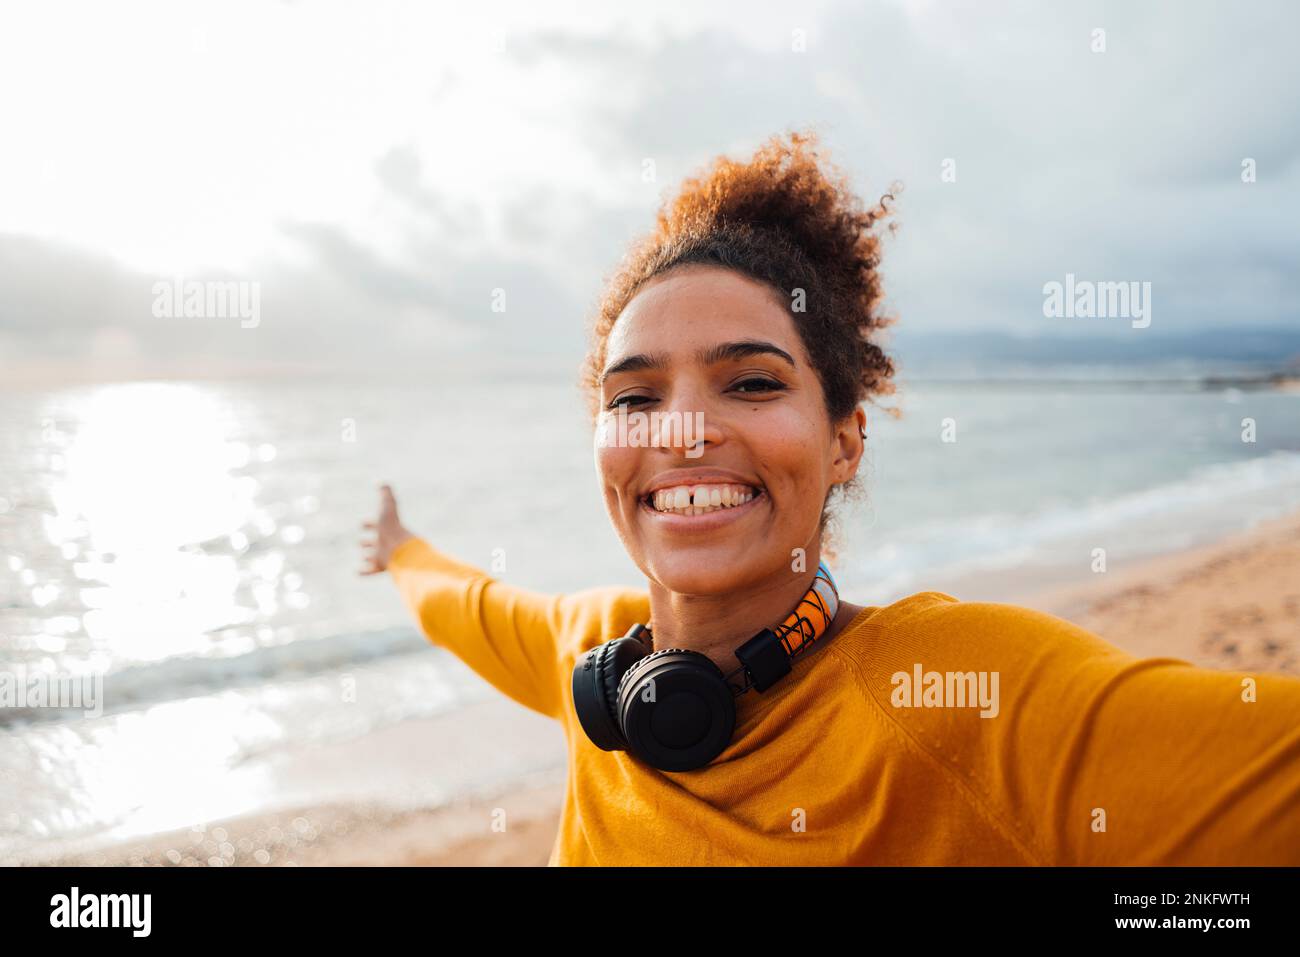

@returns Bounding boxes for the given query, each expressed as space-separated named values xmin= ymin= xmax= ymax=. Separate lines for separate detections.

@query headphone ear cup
xmin=572 ymin=635 xmax=649 ymax=751
xmin=617 ymin=649 xmax=737 ymax=772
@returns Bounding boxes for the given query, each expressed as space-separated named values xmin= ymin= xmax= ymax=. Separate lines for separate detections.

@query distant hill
xmin=889 ymin=326 xmax=1300 ymax=376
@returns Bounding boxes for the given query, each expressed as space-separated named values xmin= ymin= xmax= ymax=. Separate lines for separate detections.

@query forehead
xmin=608 ymin=265 xmax=796 ymax=355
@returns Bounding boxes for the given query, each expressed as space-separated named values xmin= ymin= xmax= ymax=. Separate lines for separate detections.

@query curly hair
xmin=580 ymin=128 xmax=899 ymax=551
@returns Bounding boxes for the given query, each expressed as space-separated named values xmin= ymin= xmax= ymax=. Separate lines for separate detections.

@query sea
xmin=2 ymin=358 xmax=1298 ymax=861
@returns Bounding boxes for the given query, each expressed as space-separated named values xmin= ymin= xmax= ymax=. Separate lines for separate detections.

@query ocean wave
xmin=848 ymin=451 xmax=1300 ymax=599
xmin=0 ymin=625 xmax=429 ymax=727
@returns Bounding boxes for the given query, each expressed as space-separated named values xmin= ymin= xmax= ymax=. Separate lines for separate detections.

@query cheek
xmin=594 ymin=437 xmax=641 ymax=506
xmin=747 ymin=406 xmax=827 ymax=495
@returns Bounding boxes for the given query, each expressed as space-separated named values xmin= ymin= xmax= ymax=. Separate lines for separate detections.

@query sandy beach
xmin=1029 ymin=509 xmax=1300 ymax=675
xmin=40 ymin=509 xmax=1300 ymax=867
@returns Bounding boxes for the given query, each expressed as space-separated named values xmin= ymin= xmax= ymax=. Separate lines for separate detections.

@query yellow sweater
xmin=388 ymin=536 xmax=1300 ymax=865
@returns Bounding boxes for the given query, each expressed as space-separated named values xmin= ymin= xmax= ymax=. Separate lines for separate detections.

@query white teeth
xmin=647 ymin=483 xmax=760 ymax=515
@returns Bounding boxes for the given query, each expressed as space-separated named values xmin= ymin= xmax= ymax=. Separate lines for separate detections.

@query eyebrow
xmin=599 ymin=339 xmax=797 ymax=385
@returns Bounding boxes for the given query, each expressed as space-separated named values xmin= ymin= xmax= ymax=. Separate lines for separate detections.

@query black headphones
xmin=570 ymin=563 xmax=840 ymax=772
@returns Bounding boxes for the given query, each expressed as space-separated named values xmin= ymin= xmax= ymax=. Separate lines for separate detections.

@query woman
xmin=360 ymin=131 xmax=1300 ymax=866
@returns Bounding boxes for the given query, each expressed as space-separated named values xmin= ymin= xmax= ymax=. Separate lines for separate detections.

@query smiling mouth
xmin=641 ymin=482 xmax=764 ymax=517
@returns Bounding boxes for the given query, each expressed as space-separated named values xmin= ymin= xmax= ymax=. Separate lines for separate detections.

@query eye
xmin=606 ymin=392 xmax=653 ymax=411
xmin=730 ymin=376 xmax=785 ymax=395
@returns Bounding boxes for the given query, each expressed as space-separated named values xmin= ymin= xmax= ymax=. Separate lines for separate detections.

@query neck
xmin=645 ymin=554 xmax=837 ymax=674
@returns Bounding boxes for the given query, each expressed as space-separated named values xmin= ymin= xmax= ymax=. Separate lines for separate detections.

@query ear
xmin=829 ymin=406 xmax=867 ymax=485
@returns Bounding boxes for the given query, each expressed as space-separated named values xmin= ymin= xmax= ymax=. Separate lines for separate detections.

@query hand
xmin=359 ymin=484 xmax=416 ymax=575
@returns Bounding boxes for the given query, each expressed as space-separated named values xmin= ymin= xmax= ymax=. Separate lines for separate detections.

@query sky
xmin=1 ymin=0 xmax=1298 ymax=380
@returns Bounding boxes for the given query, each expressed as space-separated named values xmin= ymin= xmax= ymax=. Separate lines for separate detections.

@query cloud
xmin=3 ymin=0 xmax=1297 ymax=384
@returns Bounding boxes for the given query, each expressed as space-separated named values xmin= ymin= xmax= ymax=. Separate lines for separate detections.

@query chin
xmin=641 ymin=544 xmax=777 ymax=596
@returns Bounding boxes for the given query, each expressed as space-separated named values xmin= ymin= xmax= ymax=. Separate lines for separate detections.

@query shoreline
xmin=40 ymin=772 xmax=567 ymax=868
xmin=1029 ymin=509 xmax=1300 ymax=674
xmin=33 ymin=508 xmax=1300 ymax=867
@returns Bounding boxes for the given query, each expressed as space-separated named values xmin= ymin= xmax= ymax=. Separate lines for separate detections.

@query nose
xmin=650 ymin=385 xmax=725 ymax=460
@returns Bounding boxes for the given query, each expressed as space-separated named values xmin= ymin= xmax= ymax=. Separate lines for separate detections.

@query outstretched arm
xmin=861 ymin=597 xmax=1300 ymax=865
xmin=1043 ymin=644 xmax=1300 ymax=864
xmin=360 ymin=484 xmax=569 ymax=720
xmin=950 ymin=603 xmax=1300 ymax=865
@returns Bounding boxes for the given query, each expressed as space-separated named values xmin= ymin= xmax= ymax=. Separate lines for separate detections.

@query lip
xmin=638 ymin=481 xmax=766 ymax=532
xmin=642 ymin=468 xmax=763 ymax=497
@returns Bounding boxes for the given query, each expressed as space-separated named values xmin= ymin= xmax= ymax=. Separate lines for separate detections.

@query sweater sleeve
xmin=863 ymin=596 xmax=1300 ymax=865
xmin=1041 ymin=637 xmax=1300 ymax=865
xmin=386 ymin=536 xmax=576 ymax=721
xmin=960 ymin=603 xmax=1300 ymax=864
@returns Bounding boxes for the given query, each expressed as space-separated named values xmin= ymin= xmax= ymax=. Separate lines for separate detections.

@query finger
xmin=362 ymin=521 xmax=376 ymax=530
